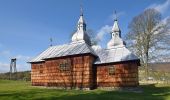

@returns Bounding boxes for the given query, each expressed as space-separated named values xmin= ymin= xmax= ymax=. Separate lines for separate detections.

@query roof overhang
xmin=94 ymin=59 xmax=140 ymax=66
xmin=42 ymin=53 xmax=98 ymax=61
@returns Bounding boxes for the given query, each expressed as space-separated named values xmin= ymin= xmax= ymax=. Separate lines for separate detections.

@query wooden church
xmin=29 ymin=9 xmax=140 ymax=90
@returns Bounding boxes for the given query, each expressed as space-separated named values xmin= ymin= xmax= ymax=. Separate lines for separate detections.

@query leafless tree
xmin=126 ymin=8 xmax=170 ymax=80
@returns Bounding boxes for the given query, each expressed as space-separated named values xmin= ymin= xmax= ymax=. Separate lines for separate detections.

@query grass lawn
xmin=0 ymin=80 xmax=170 ymax=100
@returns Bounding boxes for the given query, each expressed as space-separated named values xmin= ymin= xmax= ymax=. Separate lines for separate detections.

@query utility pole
xmin=9 ymin=58 xmax=17 ymax=80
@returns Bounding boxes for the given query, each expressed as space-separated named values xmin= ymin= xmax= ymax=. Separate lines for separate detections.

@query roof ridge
xmin=85 ymin=43 xmax=98 ymax=56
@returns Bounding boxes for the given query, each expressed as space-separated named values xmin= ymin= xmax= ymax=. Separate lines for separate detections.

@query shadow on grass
xmin=51 ymin=84 xmax=170 ymax=100
xmin=0 ymin=84 xmax=169 ymax=100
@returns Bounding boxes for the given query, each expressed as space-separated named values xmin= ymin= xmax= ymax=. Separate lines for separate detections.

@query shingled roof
xmin=29 ymin=43 xmax=139 ymax=64
xmin=93 ymin=46 xmax=139 ymax=64
xmin=29 ymin=42 xmax=97 ymax=63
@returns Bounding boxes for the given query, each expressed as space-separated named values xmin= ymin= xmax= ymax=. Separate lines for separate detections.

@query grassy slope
xmin=0 ymin=80 xmax=170 ymax=100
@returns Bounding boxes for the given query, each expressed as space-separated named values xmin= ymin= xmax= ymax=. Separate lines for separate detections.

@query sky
xmin=0 ymin=0 xmax=170 ymax=73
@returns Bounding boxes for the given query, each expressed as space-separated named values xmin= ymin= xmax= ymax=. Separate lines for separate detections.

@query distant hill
xmin=0 ymin=71 xmax=31 ymax=81
xmin=148 ymin=62 xmax=170 ymax=73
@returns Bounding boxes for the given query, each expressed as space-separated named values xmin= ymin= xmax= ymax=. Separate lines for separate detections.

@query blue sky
xmin=0 ymin=0 xmax=170 ymax=72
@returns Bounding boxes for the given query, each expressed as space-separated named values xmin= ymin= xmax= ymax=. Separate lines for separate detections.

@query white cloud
xmin=148 ymin=0 xmax=170 ymax=13
xmin=16 ymin=63 xmax=30 ymax=72
xmin=95 ymin=11 xmax=125 ymax=44
xmin=92 ymin=45 xmax=102 ymax=51
xmin=95 ymin=25 xmax=112 ymax=42
xmin=0 ymin=62 xmax=9 ymax=73
xmin=0 ymin=61 xmax=31 ymax=73
xmin=0 ymin=50 xmax=11 ymax=57
xmin=15 ymin=55 xmax=31 ymax=61
xmin=145 ymin=0 xmax=170 ymax=36
xmin=0 ymin=62 xmax=9 ymax=68
xmin=152 ymin=16 xmax=170 ymax=35
xmin=0 ymin=49 xmax=32 ymax=73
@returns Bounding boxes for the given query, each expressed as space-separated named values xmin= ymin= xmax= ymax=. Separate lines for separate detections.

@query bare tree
xmin=126 ymin=8 xmax=170 ymax=80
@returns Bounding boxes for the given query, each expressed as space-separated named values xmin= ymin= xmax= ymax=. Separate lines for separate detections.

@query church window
xmin=108 ymin=66 xmax=115 ymax=75
xmin=39 ymin=65 xmax=43 ymax=74
xmin=59 ymin=60 xmax=70 ymax=71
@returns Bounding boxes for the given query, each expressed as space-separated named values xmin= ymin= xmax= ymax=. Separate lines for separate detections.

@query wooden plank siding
xmin=31 ymin=54 xmax=95 ymax=89
xmin=96 ymin=62 xmax=139 ymax=87
xmin=31 ymin=62 xmax=46 ymax=86
xmin=31 ymin=55 xmax=139 ymax=89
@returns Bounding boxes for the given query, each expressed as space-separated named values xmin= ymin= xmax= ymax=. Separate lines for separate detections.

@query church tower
xmin=71 ymin=7 xmax=91 ymax=45
xmin=107 ymin=11 xmax=125 ymax=49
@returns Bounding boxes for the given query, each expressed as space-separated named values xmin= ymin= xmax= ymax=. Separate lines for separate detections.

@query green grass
xmin=0 ymin=80 xmax=170 ymax=100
